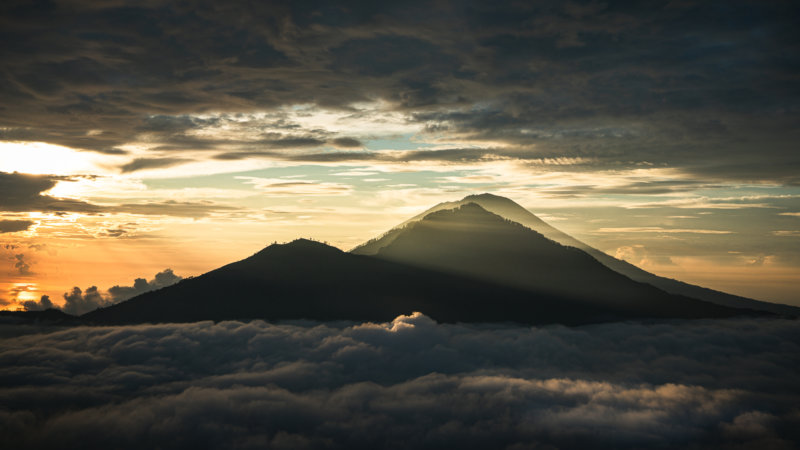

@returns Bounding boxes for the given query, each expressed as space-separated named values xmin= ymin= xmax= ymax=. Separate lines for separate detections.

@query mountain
xmin=84 ymin=239 xmax=613 ymax=325
xmin=353 ymin=193 xmax=799 ymax=315
xmin=83 ymin=196 xmax=774 ymax=326
xmin=86 ymin=209 xmax=753 ymax=326
xmin=356 ymin=203 xmax=742 ymax=318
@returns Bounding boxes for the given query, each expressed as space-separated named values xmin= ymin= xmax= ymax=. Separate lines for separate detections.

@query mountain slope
xmin=84 ymin=239 xmax=618 ymax=325
xmin=354 ymin=193 xmax=798 ymax=315
xmin=366 ymin=203 xmax=745 ymax=318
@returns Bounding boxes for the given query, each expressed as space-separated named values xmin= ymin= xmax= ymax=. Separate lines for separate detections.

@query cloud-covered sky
xmin=1 ymin=0 xmax=799 ymax=307
xmin=1 ymin=314 xmax=798 ymax=449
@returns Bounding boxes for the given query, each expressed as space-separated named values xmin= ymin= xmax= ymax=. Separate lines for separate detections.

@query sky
xmin=1 ymin=0 xmax=799 ymax=309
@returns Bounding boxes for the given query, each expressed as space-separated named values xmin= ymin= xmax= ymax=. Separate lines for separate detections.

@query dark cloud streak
xmin=119 ymin=157 xmax=191 ymax=173
xmin=0 ymin=172 xmax=100 ymax=214
xmin=0 ymin=171 xmax=239 ymax=217
xmin=0 ymin=220 xmax=34 ymax=233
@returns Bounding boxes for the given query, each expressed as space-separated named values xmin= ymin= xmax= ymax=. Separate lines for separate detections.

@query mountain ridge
xmin=84 ymin=238 xmax=621 ymax=325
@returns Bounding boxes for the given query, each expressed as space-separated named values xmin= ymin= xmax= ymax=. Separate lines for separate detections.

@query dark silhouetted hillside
xmin=84 ymin=239 xmax=619 ymax=325
xmin=0 ymin=308 xmax=79 ymax=325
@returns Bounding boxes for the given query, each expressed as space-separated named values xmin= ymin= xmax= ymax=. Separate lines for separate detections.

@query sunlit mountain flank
xmin=356 ymin=194 xmax=799 ymax=315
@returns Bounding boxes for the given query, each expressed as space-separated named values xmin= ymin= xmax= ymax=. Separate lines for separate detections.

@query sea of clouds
xmin=1 ymin=313 xmax=798 ymax=449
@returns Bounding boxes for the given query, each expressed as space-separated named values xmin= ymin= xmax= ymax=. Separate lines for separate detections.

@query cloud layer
xmin=0 ymin=0 xmax=797 ymax=183
xmin=1 ymin=314 xmax=798 ymax=449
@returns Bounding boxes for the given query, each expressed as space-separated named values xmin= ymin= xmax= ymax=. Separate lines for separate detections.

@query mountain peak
xmin=254 ymin=238 xmax=342 ymax=259
xmin=462 ymin=193 xmax=512 ymax=202
xmin=350 ymin=195 xmax=541 ymax=256
xmin=285 ymin=238 xmax=332 ymax=248
xmin=463 ymin=192 xmax=501 ymax=200
xmin=422 ymin=202 xmax=496 ymax=220
xmin=416 ymin=202 xmax=532 ymax=233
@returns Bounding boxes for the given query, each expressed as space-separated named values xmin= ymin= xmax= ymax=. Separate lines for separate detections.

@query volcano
xmin=84 ymin=195 xmax=775 ymax=325
xmin=354 ymin=193 xmax=796 ymax=315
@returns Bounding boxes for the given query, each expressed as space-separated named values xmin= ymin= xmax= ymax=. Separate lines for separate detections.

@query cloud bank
xmin=20 ymin=294 xmax=52 ymax=312
xmin=107 ymin=268 xmax=182 ymax=303
xmin=0 ymin=220 xmax=34 ymax=233
xmin=19 ymin=269 xmax=184 ymax=314
xmin=1 ymin=314 xmax=798 ymax=449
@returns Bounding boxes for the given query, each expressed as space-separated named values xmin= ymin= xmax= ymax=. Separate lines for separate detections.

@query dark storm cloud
xmin=0 ymin=314 xmax=798 ymax=449
xmin=0 ymin=220 xmax=34 ymax=233
xmin=0 ymin=172 xmax=100 ymax=214
xmin=0 ymin=0 xmax=797 ymax=183
xmin=330 ymin=137 xmax=362 ymax=148
xmin=328 ymin=35 xmax=455 ymax=78
xmin=0 ymin=171 xmax=239 ymax=217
